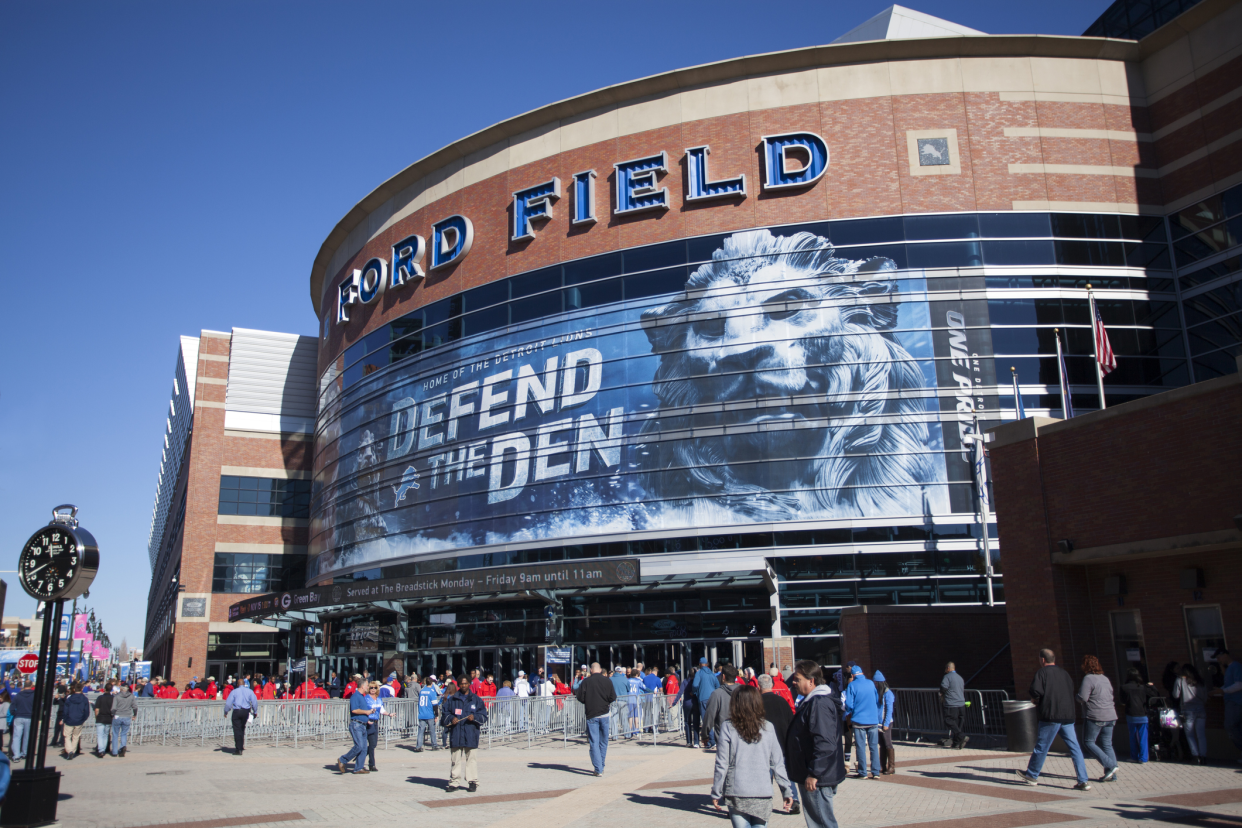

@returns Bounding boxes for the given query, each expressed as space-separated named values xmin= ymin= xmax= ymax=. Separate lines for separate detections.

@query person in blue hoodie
xmin=874 ymin=670 xmax=897 ymax=774
xmin=843 ymin=664 xmax=881 ymax=779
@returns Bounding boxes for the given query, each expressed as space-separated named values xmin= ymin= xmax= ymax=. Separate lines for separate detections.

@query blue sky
xmin=0 ymin=0 xmax=1114 ymax=649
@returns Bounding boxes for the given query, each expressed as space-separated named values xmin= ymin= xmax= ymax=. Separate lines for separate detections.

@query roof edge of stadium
xmin=308 ymin=33 xmax=1140 ymax=314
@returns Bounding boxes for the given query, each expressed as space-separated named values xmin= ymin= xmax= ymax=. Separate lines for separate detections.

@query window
xmin=218 ymin=476 xmax=312 ymax=518
xmin=212 ymin=553 xmax=305 ymax=594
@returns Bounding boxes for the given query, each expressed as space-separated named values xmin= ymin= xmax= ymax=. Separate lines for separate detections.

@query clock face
xmin=20 ymin=527 xmax=81 ymax=600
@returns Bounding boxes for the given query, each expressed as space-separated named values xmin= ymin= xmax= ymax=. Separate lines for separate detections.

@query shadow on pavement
xmin=405 ymin=775 xmax=450 ymax=789
xmin=623 ymin=791 xmax=715 ymax=815
xmin=1097 ymin=803 xmax=1242 ymax=826
xmin=528 ymin=762 xmax=596 ymax=776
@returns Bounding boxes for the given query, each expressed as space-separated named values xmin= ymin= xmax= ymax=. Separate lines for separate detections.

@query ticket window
xmin=1184 ymin=605 xmax=1227 ymax=688
xmin=1110 ymin=610 xmax=1149 ymax=684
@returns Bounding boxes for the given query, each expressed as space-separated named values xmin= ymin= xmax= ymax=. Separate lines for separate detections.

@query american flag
xmin=1093 ymin=304 xmax=1118 ymax=375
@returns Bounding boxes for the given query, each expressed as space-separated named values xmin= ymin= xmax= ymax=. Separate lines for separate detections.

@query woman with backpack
xmin=710 ymin=685 xmax=793 ymax=827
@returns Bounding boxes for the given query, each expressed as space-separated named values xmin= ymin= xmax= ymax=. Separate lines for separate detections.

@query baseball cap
xmin=699 ymin=657 xmax=709 ymax=664
xmin=850 ymin=665 xmax=864 ymax=676
xmin=615 ymin=665 xmax=625 ymax=672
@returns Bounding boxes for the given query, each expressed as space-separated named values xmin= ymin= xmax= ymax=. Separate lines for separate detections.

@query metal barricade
xmin=71 ymin=687 xmax=689 ymax=751
xmin=891 ymin=688 xmax=1010 ymax=745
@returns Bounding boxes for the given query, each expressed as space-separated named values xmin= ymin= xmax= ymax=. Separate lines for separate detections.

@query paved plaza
xmin=38 ymin=735 xmax=1242 ymax=828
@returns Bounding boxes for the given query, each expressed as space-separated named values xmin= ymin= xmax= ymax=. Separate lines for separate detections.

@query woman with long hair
xmin=1174 ymin=663 xmax=1208 ymax=763
xmin=1120 ymin=668 xmax=1159 ymax=763
xmin=710 ymin=685 xmax=792 ymax=827
xmin=1077 ymin=655 xmax=1119 ymax=781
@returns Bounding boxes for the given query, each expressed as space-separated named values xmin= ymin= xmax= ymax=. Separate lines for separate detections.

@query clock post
xmin=2 ymin=505 xmax=99 ymax=828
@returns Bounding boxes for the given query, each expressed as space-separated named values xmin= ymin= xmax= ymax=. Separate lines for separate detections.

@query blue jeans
xmin=339 ymin=720 xmax=368 ymax=771
xmin=1126 ymin=715 xmax=1149 ymax=762
xmin=95 ymin=723 xmax=111 ymax=754
xmin=1082 ymin=719 xmax=1116 ymax=772
xmin=111 ymin=717 xmax=131 ymax=756
xmin=12 ymin=718 xmax=30 ymax=759
xmin=799 ymin=782 xmax=838 ymax=828
xmin=416 ymin=717 xmax=436 ymax=748
xmin=587 ymin=715 xmax=609 ymax=773
xmin=854 ymin=725 xmax=880 ymax=776
xmin=730 ymin=813 xmax=766 ymax=828
xmin=699 ymin=700 xmax=715 ymax=747
xmin=1026 ymin=721 xmax=1088 ymax=783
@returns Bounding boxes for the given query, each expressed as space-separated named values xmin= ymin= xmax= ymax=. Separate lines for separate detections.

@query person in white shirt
xmin=515 ymin=672 xmax=531 ymax=698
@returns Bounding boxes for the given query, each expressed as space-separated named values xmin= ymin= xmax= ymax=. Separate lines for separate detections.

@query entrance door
xmin=1110 ymin=610 xmax=1149 ymax=683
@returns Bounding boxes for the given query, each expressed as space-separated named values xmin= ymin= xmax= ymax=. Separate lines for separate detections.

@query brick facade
xmin=840 ymin=606 xmax=1013 ymax=690
xmin=988 ymin=358 xmax=1242 ymax=757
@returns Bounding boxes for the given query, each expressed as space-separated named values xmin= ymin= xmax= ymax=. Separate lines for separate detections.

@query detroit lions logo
xmin=391 ymin=465 xmax=421 ymax=505
xmin=638 ymin=228 xmax=941 ymax=521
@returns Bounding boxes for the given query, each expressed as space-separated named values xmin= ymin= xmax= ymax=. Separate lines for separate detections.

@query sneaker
xmin=337 ymin=761 xmax=347 ymax=773
xmin=1102 ymin=767 xmax=1118 ymax=782
xmin=369 ymin=766 xmax=378 ymax=772
xmin=119 ymin=747 xmax=126 ymax=757
xmin=789 ymin=803 xmax=801 ymax=815
xmin=1073 ymin=781 xmax=1091 ymax=791
xmin=468 ymin=782 xmax=478 ymax=792
xmin=353 ymin=769 xmax=369 ymax=775
xmin=1015 ymin=770 xmax=1039 ymax=786
xmin=594 ymin=770 xmax=602 ymax=777
xmin=445 ymin=784 xmax=457 ymax=792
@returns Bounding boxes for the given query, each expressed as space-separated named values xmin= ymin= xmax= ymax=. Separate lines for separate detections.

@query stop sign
xmin=17 ymin=653 xmax=39 ymax=674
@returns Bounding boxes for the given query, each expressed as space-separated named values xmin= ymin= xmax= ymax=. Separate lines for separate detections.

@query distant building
xmin=143 ymin=329 xmax=316 ymax=685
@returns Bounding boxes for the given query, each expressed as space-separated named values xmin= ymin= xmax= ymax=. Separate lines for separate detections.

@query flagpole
xmin=1010 ymin=366 xmax=1026 ymax=420
xmin=1054 ymin=328 xmax=1071 ymax=419
xmin=1087 ymin=284 xmax=1107 ymax=410
xmin=972 ymin=414 xmax=995 ymax=607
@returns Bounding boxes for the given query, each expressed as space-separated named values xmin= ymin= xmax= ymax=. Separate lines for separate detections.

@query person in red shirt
xmin=343 ymin=676 xmax=359 ymax=699
xmin=181 ymin=684 xmax=206 ymax=700
xmin=260 ymin=680 xmax=276 ymax=701
xmin=664 ymin=671 xmax=680 ymax=707
xmin=480 ymin=674 xmax=498 ymax=698
xmin=223 ymin=681 xmax=234 ymax=701
xmin=204 ymin=678 xmax=218 ymax=699
xmin=469 ymin=669 xmax=484 ymax=697
xmin=308 ymin=682 xmax=331 ymax=700
xmin=769 ymin=668 xmax=796 ymax=713
xmin=159 ymin=682 xmax=175 ymax=699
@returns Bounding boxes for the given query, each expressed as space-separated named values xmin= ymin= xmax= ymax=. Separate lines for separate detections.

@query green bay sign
xmin=228 ymin=558 xmax=640 ymax=621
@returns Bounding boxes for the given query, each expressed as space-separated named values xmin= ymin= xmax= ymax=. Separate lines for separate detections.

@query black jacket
xmin=439 ymin=690 xmax=488 ymax=749
xmin=762 ymin=691 xmax=794 ymax=756
xmin=574 ymin=672 xmax=617 ymax=719
xmin=785 ymin=685 xmax=846 ymax=788
xmin=1119 ymin=682 xmax=1161 ymax=717
xmin=1029 ymin=665 xmax=1076 ymax=724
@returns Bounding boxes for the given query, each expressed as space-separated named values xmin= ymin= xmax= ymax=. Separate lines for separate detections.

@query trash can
xmin=1003 ymin=700 xmax=1038 ymax=753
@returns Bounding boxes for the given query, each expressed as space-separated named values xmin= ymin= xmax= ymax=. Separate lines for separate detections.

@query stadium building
xmin=217 ymin=0 xmax=1241 ymax=686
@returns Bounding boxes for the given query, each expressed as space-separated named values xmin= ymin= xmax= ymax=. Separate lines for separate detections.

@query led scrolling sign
xmin=334 ymin=132 xmax=829 ymax=325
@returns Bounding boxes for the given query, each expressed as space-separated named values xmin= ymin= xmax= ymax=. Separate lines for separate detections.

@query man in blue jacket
xmin=440 ymin=675 xmax=488 ymax=792
xmin=690 ymin=658 xmax=720 ymax=748
xmin=843 ymin=665 xmax=881 ymax=779
xmin=9 ymin=681 xmax=35 ymax=761
xmin=59 ymin=681 xmax=92 ymax=759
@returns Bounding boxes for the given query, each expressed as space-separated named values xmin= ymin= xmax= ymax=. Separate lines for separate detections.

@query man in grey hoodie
xmin=111 ymin=684 xmax=137 ymax=757
xmin=702 ymin=664 xmax=740 ymax=748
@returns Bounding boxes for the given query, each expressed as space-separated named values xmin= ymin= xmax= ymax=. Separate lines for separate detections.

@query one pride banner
xmin=73 ymin=614 xmax=89 ymax=640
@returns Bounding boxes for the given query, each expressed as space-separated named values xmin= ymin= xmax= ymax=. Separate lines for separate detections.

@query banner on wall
xmin=313 ymin=227 xmax=996 ymax=577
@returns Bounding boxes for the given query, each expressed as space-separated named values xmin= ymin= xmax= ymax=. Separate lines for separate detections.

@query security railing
xmin=59 ymin=692 xmax=686 ymax=752
xmin=56 ymin=687 xmax=1010 ymax=752
xmin=891 ymin=688 xmax=1010 ymax=746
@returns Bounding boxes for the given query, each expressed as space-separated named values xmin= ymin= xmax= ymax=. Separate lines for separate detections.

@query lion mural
xmin=638 ymin=228 xmax=940 ymax=522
